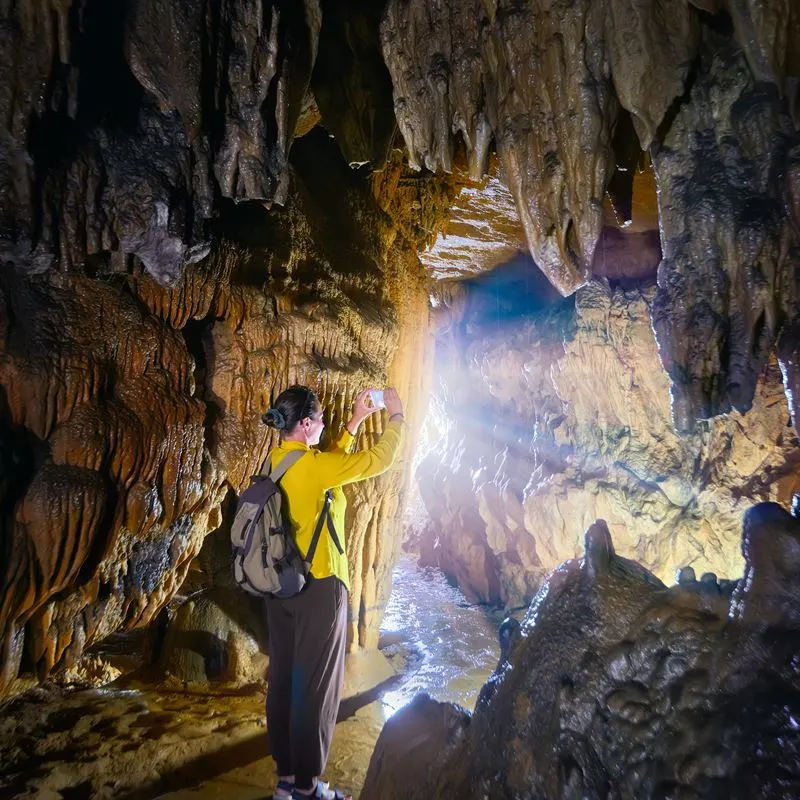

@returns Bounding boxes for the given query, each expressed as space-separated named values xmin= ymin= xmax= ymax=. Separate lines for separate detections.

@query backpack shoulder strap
xmin=304 ymin=490 xmax=344 ymax=568
xmin=265 ymin=449 xmax=306 ymax=483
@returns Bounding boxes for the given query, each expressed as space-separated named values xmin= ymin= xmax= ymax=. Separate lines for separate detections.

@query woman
xmin=261 ymin=384 xmax=406 ymax=800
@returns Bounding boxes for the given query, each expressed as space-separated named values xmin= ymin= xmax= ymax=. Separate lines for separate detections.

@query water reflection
xmin=379 ymin=557 xmax=500 ymax=719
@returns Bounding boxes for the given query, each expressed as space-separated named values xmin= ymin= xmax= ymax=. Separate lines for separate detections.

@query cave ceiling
xmin=1 ymin=0 xmax=800 ymax=693
xmin=1 ymin=0 xmax=798 ymax=422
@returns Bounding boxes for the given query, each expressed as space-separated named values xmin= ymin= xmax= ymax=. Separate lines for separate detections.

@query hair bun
xmin=262 ymin=408 xmax=286 ymax=430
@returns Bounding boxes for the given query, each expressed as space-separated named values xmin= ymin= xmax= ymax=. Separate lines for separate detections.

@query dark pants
xmin=265 ymin=576 xmax=348 ymax=790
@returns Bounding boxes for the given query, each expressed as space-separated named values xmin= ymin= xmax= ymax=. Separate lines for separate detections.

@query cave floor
xmin=1 ymin=558 xmax=500 ymax=800
xmin=153 ymin=695 xmax=388 ymax=800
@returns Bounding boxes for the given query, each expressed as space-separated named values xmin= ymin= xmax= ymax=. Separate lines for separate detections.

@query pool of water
xmin=378 ymin=556 xmax=501 ymax=717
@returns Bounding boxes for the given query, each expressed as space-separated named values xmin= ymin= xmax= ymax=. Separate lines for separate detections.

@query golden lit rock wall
xmin=419 ymin=278 xmax=800 ymax=606
xmin=0 ymin=0 xmax=466 ymax=693
xmin=0 ymin=131 xmax=444 ymax=693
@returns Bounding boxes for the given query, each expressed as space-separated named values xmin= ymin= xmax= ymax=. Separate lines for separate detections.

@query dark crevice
xmin=201 ymin=0 xmax=225 ymax=158
xmin=75 ymin=0 xmax=143 ymax=132
xmin=0 ymin=407 xmax=45 ymax=586
xmin=697 ymin=7 xmax=735 ymax=37
xmin=751 ymin=310 xmax=766 ymax=358
xmin=182 ymin=317 xmax=210 ymax=399
xmin=607 ymin=108 xmax=642 ymax=225
xmin=652 ymin=51 xmax=703 ymax=151
xmin=181 ymin=314 xmax=221 ymax=457
xmin=311 ymin=0 xmax=397 ymax=167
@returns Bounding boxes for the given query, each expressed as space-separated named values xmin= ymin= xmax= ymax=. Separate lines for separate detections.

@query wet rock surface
xmin=418 ymin=275 xmax=800 ymax=607
xmin=0 ymin=558 xmax=499 ymax=800
xmin=651 ymin=27 xmax=799 ymax=430
xmin=365 ymin=509 xmax=800 ymax=798
xmin=361 ymin=694 xmax=471 ymax=800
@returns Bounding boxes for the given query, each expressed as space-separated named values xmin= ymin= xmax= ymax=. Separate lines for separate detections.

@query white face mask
xmin=304 ymin=414 xmax=325 ymax=446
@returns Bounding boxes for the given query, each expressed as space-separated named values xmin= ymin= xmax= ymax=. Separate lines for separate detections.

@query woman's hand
xmin=347 ymin=388 xmax=382 ymax=434
xmin=383 ymin=387 xmax=404 ymax=418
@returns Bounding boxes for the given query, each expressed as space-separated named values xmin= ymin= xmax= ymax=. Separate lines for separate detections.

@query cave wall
xmin=381 ymin=0 xmax=800 ymax=427
xmin=0 ymin=122 xmax=451 ymax=694
xmin=3 ymin=0 xmax=800 ymax=693
xmin=0 ymin=0 xmax=467 ymax=694
xmin=418 ymin=269 xmax=800 ymax=607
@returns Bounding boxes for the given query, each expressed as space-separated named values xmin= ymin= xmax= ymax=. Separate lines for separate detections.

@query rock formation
xmin=417 ymin=274 xmax=800 ymax=607
xmin=651 ymin=28 xmax=799 ymax=431
xmin=382 ymin=0 xmax=800 ymax=425
xmin=2 ymin=0 xmax=800 ymax=699
xmin=363 ymin=508 xmax=800 ymax=798
xmin=0 ymin=124 xmax=445 ymax=694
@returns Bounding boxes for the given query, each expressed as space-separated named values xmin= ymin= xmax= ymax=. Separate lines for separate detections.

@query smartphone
xmin=369 ymin=389 xmax=386 ymax=409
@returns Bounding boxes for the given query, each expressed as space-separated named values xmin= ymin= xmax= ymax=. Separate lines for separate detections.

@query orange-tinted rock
xmin=0 ymin=271 xmax=222 ymax=690
xmin=0 ymin=127 xmax=437 ymax=693
xmin=418 ymin=171 xmax=528 ymax=281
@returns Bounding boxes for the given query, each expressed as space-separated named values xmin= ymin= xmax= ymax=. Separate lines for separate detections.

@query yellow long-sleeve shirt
xmin=267 ymin=419 xmax=405 ymax=592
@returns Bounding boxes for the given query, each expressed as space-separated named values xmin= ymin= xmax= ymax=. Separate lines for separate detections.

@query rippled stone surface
xmin=364 ymin=508 xmax=800 ymax=798
xmin=0 ymin=131 xmax=447 ymax=694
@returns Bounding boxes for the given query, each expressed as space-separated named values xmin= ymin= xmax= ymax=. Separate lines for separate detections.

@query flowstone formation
xmin=2 ymin=0 xmax=499 ymax=693
xmin=418 ymin=273 xmax=800 ymax=607
xmin=2 ymin=0 xmax=800 ymax=700
xmin=363 ymin=508 xmax=800 ymax=798
xmin=0 ymin=124 xmax=447 ymax=694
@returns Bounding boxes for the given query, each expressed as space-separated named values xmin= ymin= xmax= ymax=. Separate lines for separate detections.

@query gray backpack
xmin=231 ymin=450 xmax=343 ymax=598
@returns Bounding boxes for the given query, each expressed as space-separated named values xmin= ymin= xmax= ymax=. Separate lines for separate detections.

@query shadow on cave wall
xmin=457 ymin=253 xmax=573 ymax=333
xmin=212 ymin=127 xmax=387 ymax=293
